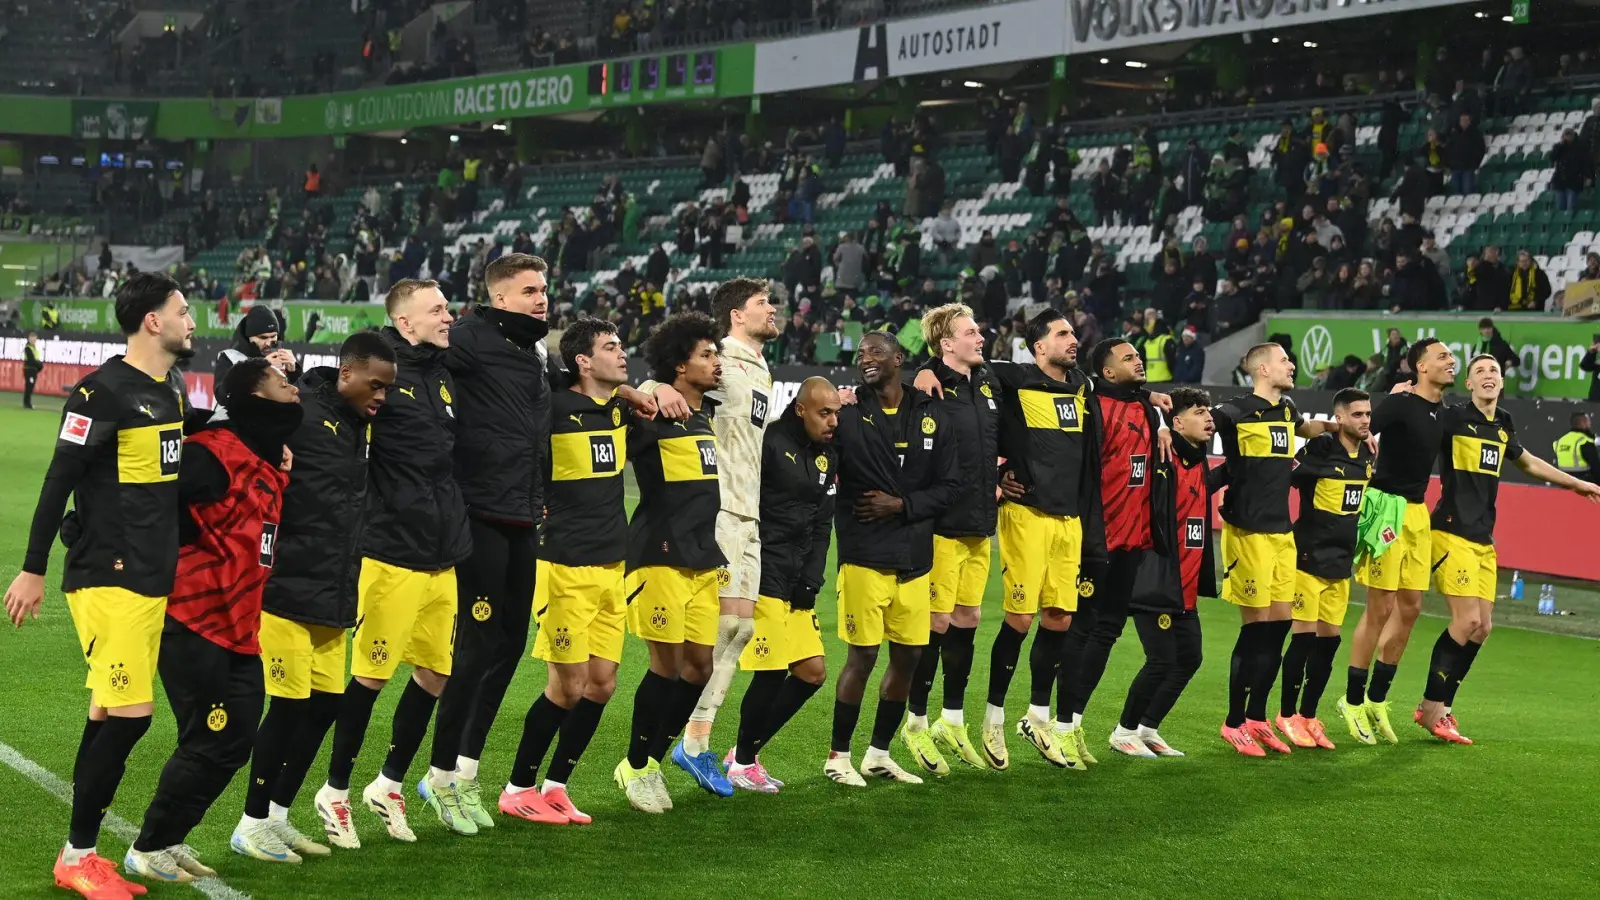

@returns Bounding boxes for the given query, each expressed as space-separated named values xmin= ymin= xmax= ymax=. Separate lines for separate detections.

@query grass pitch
xmin=0 ymin=395 xmax=1597 ymax=900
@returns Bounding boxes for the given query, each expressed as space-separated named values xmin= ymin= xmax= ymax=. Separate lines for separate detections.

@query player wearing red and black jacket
xmin=129 ymin=358 xmax=300 ymax=879
xmin=1117 ymin=388 xmax=1222 ymax=758
xmin=1058 ymin=338 xmax=1172 ymax=759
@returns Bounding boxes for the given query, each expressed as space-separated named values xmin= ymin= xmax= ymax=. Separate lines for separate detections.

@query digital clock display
xmin=693 ymin=51 xmax=716 ymax=86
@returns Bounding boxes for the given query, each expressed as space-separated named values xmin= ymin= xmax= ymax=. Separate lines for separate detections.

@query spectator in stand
xmin=1090 ymin=160 xmax=1121 ymax=227
xmin=1172 ymin=326 xmax=1205 ymax=383
xmin=1550 ymin=129 xmax=1589 ymax=211
xmin=1420 ymin=231 xmax=1452 ymax=283
xmin=1324 ymin=354 xmax=1368 ymax=391
xmin=929 ymin=203 xmax=961 ymax=265
xmin=968 ymin=229 xmax=1000 ymax=272
xmin=1579 ymin=251 xmax=1600 ymax=282
xmin=1507 ymin=249 xmax=1552 ymax=311
xmin=1210 ymin=278 xmax=1249 ymax=341
xmin=833 ymin=231 xmax=867 ymax=297
xmin=1271 ymin=120 xmax=1310 ymax=205
xmin=1444 ymin=114 xmax=1486 ymax=196
xmin=1498 ymin=46 xmax=1535 ymax=116
xmin=1296 ymin=256 xmax=1333 ymax=309
xmin=1475 ymin=317 xmax=1521 ymax=381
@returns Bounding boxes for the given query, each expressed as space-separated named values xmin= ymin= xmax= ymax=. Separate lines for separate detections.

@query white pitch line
xmin=0 ymin=740 xmax=252 ymax=900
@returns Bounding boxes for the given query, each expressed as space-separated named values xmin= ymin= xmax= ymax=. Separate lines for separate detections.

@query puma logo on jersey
xmin=323 ymin=420 xmax=340 ymax=435
xmin=396 ymin=386 xmax=417 ymax=399
xmin=569 ymin=414 xmax=585 ymax=427
xmin=784 ymin=451 xmax=797 ymax=464
xmin=862 ymin=415 xmax=875 ymax=426
xmin=78 ymin=386 xmax=94 ymax=401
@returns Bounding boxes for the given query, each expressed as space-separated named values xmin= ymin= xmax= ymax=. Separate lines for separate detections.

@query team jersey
xmin=1097 ymin=388 xmax=1154 ymax=551
xmin=1171 ymin=448 xmax=1211 ymax=610
xmin=1431 ymin=403 xmax=1523 ymax=544
xmin=989 ymin=360 xmax=1089 ymax=517
xmin=542 ymin=388 xmax=630 ymax=567
xmin=55 ymin=357 xmax=188 ymax=596
xmin=708 ymin=335 xmax=772 ymax=520
xmin=1370 ymin=391 xmax=1444 ymax=502
xmin=628 ymin=401 xmax=728 ymax=571
xmin=1293 ymin=433 xmax=1375 ymax=579
xmin=1213 ymin=393 xmax=1298 ymax=533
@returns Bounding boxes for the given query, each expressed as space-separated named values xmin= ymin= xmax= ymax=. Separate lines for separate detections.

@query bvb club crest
xmin=611 ymin=406 xmax=623 ymax=427
xmin=1078 ymin=577 xmax=1095 ymax=598
xmin=1292 ymin=594 xmax=1306 ymax=613
xmin=269 ymin=657 xmax=287 ymax=683
xmin=108 ymin=663 xmax=130 ymax=692
xmin=845 ymin=614 xmax=857 ymax=635
xmin=815 ymin=454 xmax=829 ymax=473
xmin=1158 ymin=614 xmax=1172 ymax=630
xmin=650 ymin=606 xmax=669 ymax=629
xmin=717 ymin=568 xmax=732 ymax=589
xmin=472 ymin=598 xmax=493 ymax=621
xmin=206 ymin=705 xmax=228 ymax=732
xmin=1456 ymin=570 xmax=1472 ymax=587
xmin=1010 ymin=584 xmax=1026 ymax=603
xmin=369 ymin=639 xmax=389 ymax=666
xmin=1243 ymin=579 xmax=1258 ymax=599
xmin=552 ymin=627 xmax=572 ymax=652
xmin=921 ymin=416 xmax=936 ymax=435
xmin=439 ymin=383 xmax=452 ymax=404
xmin=980 ymin=383 xmax=993 ymax=398
xmin=753 ymin=638 xmax=770 ymax=659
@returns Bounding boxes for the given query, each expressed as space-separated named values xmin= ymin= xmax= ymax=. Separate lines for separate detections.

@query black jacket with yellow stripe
xmin=921 ymin=356 xmax=1000 ymax=539
xmin=833 ymin=384 xmax=961 ymax=578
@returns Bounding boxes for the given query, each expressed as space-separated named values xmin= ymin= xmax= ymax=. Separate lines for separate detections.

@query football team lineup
xmin=3 ymin=263 xmax=1598 ymax=900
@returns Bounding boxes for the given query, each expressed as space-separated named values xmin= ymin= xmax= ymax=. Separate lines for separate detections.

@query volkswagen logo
xmin=325 ymin=100 xmax=339 ymax=130
xmin=1301 ymin=324 xmax=1335 ymax=375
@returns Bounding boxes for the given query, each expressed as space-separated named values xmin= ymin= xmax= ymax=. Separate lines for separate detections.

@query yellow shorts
xmin=1220 ymin=523 xmax=1296 ymax=608
xmin=997 ymin=504 xmax=1082 ymax=615
xmin=533 ymin=561 xmax=626 ymax=664
xmin=67 ymin=587 xmax=165 ymax=708
xmin=1355 ymin=501 xmax=1431 ymax=592
xmin=259 ymin=612 xmax=348 ymax=699
xmin=740 ymin=595 xmax=825 ymax=671
xmin=352 ymin=558 xmax=457 ymax=680
xmin=1431 ymin=531 xmax=1498 ymax=601
xmin=1292 ymin=572 xmax=1352 ymax=625
xmin=837 ymin=565 xmax=930 ymax=647
xmin=931 ymin=535 xmax=992 ymax=614
xmin=626 ymin=566 xmax=720 ymax=646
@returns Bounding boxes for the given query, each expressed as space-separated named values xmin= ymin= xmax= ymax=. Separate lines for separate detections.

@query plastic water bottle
xmin=1538 ymin=584 xmax=1555 ymax=616
xmin=1510 ymin=571 xmax=1525 ymax=601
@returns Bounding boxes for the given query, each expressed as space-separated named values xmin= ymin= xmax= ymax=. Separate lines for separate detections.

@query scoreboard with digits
xmin=585 ymin=50 xmax=721 ymax=107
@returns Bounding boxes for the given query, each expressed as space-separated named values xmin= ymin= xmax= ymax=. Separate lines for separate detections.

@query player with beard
xmin=421 ymin=253 xmax=562 ymax=833
xmin=615 ymin=313 xmax=728 ymax=811
xmin=313 ymin=279 xmax=473 ymax=845
xmin=232 ymin=333 xmax=395 ymax=859
xmin=1207 ymin=343 xmax=1340 ymax=757
xmin=1274 ymin=389 xmax=1373 ymax=751
xmin=6 ymin=272 xmax=195 ymax=900
xmin=645 ymin=278 xmax=780 ymax=793
xmin=826 ymin=332 xmax=960 ymax=786
xmin=125 ymin=359 xmax=301 ymax=883
xmin=727 ymin=377 xmax=841 ymax=791
xmin=1414 ymin=356 xmax=1599 ymax=743
xmin=1060 ymin=339 xmax=1173 ymax=759
xmin=899 ymin=304 xmax=1000 ymax=775
xmin=1116 ymin=387 xmax=1219 ymax=757
xmin=1341 ymin=338 xmax=1456 ymax=745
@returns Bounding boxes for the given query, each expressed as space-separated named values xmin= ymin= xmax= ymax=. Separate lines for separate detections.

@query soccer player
xmin=313 ymin=279 xmax=473 ymax=844
xmin=1211 ymin=342 xmax=1338 ymax=757
xmin=5 ymin=272 xmax=192 ymax=900
xmin=423 ymin=253 xmax=558 ymax=833
xmin=728 ymin=377 xmax=841 ymax=790
xmin=1342 ymin=338 xmax=1456 ymax=745
xmin=647 ymin=278 xmax=779 ymax=788
xmin=500 ymin=317 xmax=633 ymax=825
xmin=911 ymin=309 xmax=1106 ymax=771
xmin=827 ymin=331 xmax=960 ymax=786
xmin=233 ymin=332 xmax=395 ymax=858
xmin=1276 ymin=388 xmax=1374 ymax=751
xmin=125 ymin=359 xmax=301 ymax=882
xmin=1415 ymin=355 xmax=1600 ymax=742
xmin=615 ymin=312 xmax=729 ymax=811
xmin=1061 ymin=338 xmax=1171 ymax=760
xmin=901 ymin=304 xmax=999 ymax=775
xmin=1116 ymin=387 xmax=1217 ymax=757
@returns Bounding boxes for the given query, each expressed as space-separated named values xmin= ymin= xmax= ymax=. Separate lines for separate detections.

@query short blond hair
xmin=923 ymin=302 xmax=975 ymax=354
xmin=386 ymin=278 xmax=441 ymax=319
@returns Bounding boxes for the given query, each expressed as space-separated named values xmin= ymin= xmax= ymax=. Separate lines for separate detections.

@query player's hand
xmin=838 ymin=386 xmax=857 ymax=406
xmin=279 ymin=445 xmax=294 ymax=473
xmin=4 ymin=572 xmax=45 ymax=628
xmin=912 ymin=369 xmax=943 ymax=398
xmin=618 ymin=385 xmax=660 ymax=418
xmin=266 ymin=347 xmax=297 ymax=373
xmin=1156 ymin=426 xmax=1173 ymax=463
xmin=854 ymin=490 xmax=904 ymax=522
xmin=998 ymin=470 xmax=1027 ymax=500
xmin=1148 ymin=390 xmax=1172 ymax=413
xmin=1366 ymin=435 xmax=1379 ymax=454
xmin=650 ymin=383 xmax=691 ymax=420
xmin=1389 ymin=380 xmax=1415 ymax=395
xmin=1573 ymin=480 xmax=1600 ymax=503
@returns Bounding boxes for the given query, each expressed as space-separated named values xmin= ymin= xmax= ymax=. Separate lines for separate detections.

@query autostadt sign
xmin=1068 ymin=0 xmax=1466 ymax=53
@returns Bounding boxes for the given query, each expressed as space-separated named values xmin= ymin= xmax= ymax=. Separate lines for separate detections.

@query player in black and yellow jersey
xmin=498 ymin=317 xmax=633 ymax=827
xmin=616 ymin=312 xmax=730 ymax=812
xmin=1276 ymin=389 xmax=1374 ymax=751
xmin=5 ymin=272 xmax=195 ymax=899
xmin=1415 ymin=355 xmax=1600 ymax=744
xmin=1344 ymin=338 xmax=1456 ymax=745
xmin=729 ymin=377 xmax=841 ymax=792
xmin=1212 ymin=342 xmax=1340 ymax=758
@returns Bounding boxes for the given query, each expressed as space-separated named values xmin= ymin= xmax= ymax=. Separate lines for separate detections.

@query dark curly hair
xmin=643 ymin=312 xmax=720 ymax=385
